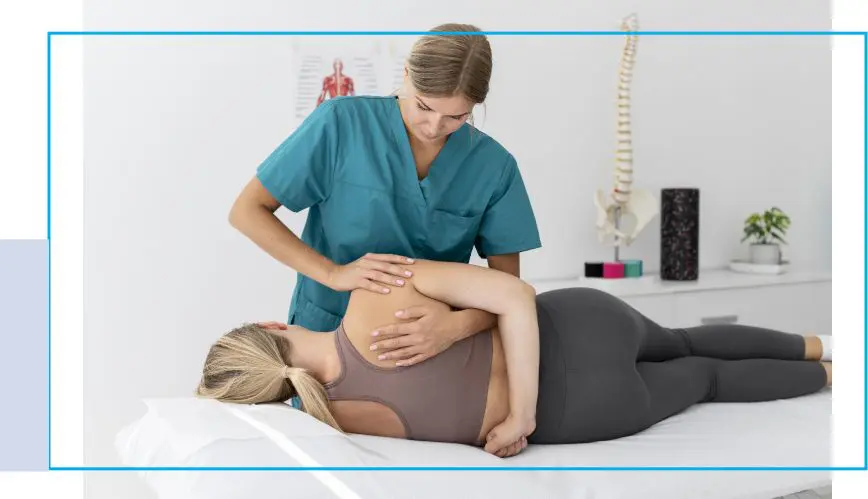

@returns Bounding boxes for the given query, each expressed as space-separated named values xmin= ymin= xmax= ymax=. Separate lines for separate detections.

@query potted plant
xmin=741 ymin=206 xmax=791 ymax=264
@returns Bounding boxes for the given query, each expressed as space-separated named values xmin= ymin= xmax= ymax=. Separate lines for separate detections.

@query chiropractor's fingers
xmin=361 ymin=254 xmax=415 ymax=278
xmin=363 ymin=253 xmax=415 ymax=264
xmin=364 ymin=270 xmax=406 ymax=287
xmin=370 ymin=334 xmax=419 ymax=353
xmin=359 ymin=277 xmax=391 ymax=294
xmin=370 ymin=262 xmax=414 ymax=280
xmin=378 ymin=347 xmax=420 ymax=364
xmin=394 ymin=306 xmax=428 ymax=319
xmin=371 ymin=321 xmax=420 ymax=339
xmin=394 ymin=353 xmax=427 ymax=367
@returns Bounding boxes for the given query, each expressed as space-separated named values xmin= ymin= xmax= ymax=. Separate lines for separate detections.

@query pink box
xmin=603 ymin=262 xmax=625 ymax=278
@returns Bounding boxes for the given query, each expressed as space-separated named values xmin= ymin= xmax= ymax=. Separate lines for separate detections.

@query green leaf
xmin=744 ymin=227 xmax=762 ymax=239
xmin=743 ymin=207 xmax=791 ymax=245
xmin=770 ymin=230 xmax=787 ymax=244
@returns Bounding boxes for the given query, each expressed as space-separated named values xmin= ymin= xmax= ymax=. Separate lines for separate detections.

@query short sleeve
xmin=474 ymin=154 xmax=542 ymax=259
xmin=255 ymin=101 xmax=340 ymax=212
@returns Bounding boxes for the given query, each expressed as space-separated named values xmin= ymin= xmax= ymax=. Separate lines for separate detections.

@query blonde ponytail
xmin=285 ymin=367 xmax=342 ymax=431
xmin=196 ymin=323 xmax=342 ymax=432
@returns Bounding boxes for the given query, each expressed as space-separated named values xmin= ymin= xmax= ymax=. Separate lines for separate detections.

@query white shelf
xmin=528 ymin=267 xmax=832 ymax=298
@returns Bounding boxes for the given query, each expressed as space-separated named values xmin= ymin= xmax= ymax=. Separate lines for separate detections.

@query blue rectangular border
xmin=46 ymin=29 xmax=868 ymax=472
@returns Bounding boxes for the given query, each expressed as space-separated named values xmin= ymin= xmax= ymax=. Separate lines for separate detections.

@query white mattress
xmin=116 ymin=388 xmax=833 ymax=499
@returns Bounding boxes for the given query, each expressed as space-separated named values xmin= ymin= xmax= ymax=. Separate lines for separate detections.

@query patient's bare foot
xmin=804 ymin=334 xmax=833 ymax=362
xmin=803 ymin=336 xmax=823 ymax=361
xmin=821 ymin=362 xmax=832 ymax=386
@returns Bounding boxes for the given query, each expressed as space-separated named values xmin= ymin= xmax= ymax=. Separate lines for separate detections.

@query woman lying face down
xmin=197 ymin=259 xmax=832 ymax=459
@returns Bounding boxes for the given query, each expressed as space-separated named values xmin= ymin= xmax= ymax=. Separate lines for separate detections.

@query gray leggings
xmin=529 ymin=287 xmax=828 ymax=444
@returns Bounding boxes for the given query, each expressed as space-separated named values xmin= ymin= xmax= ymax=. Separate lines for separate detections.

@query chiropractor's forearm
xmin=230 ymin=205 xmax=335 ymax=286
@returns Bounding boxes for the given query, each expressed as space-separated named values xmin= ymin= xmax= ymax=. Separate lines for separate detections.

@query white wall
xmin=81 ymin=0 xmax=831 ymax=497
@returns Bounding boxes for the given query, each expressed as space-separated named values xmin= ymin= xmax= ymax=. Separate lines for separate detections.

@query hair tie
xmin=282 ymin=365 xmax=292 ymax=379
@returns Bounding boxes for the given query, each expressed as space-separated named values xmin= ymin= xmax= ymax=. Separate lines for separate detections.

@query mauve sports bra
xmin=323 ymin=322 xmax=493 ymax=445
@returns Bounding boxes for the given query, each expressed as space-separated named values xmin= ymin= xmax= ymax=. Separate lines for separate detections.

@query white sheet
xmin=116 ymin=388 xmax=833 ymax=499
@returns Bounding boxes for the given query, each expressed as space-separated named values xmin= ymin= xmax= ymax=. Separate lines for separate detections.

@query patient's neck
xmin=278 ymin=327 xmax=340 ymax=384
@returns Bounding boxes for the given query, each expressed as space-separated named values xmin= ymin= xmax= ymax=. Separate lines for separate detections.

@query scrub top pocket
xmin=426 ymin=209 xmax=484 ymax=261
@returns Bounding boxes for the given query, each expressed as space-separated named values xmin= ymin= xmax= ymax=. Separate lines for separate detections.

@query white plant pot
xmin=749 ymin=243 xmax=781 ymax=264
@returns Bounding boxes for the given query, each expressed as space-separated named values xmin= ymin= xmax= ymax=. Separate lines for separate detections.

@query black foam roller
xmin=660 ymin=188 xmax=700 ymax=281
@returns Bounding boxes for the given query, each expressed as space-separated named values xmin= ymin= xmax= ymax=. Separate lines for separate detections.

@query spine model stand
xmin=589 ymin=13 xmax=658 ymax=279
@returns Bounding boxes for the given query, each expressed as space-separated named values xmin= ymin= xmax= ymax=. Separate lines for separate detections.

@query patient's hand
xmin=368 ymin=305 xmax=461 ymax=367
xmin=484 ymin=414 xmax=534 ymax=458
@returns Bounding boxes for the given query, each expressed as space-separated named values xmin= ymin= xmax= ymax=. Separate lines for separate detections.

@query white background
xmin=1 ymin=0 xmax=867 ymax=498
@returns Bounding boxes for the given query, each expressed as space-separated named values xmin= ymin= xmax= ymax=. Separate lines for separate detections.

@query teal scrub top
xmin=256 ymin=95 xmax=541 ymax=332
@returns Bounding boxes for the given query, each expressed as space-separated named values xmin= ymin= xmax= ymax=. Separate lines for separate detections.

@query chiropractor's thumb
xmin=395 ymin=305 xmax=428 ymax=319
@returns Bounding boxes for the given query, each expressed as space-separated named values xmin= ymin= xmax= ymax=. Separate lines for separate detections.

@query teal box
xmin=622 ymin=259 xmax=643 ymax=277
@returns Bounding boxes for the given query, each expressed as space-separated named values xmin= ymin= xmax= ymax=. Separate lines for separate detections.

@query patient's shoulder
xmin=342 ymin=282 xmax=449 ymax=369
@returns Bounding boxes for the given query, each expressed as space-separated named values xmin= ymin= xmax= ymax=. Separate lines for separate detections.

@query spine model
xmin=593 ymin=13 xmax=658 ymax=256
xmin=612 ymin=14 xmax=639 ymax=209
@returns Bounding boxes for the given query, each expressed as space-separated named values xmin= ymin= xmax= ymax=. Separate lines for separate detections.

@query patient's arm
xmin=408 ymin=260 xmax=539 ymax=425
xmin=449 ymin=253 xmax=521 ymax=340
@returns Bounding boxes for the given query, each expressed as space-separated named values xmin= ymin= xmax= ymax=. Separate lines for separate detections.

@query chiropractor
xmin=229 ymin=23 xmax=541 ymax=368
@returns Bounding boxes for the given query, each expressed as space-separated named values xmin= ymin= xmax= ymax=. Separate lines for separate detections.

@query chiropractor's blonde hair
xmin=196 ymin=323 xmax=342 ymax=431
xmin=406 ymin=23 xmax=493 ymax=105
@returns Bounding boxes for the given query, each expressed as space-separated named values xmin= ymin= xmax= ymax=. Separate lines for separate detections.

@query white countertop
xmin=527 ymin=267 xmax=832 ymax=297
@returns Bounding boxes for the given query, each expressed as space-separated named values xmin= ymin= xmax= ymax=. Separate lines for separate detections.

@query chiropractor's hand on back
xmin=368 ymin=304 xmax=461 ymax=367
xmin=326 ymin=253 xmax=415 ymax=295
